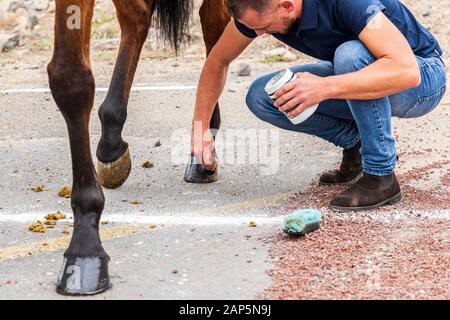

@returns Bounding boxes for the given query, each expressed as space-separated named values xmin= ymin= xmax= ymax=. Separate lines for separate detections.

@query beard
xmin=279 ymin=16 xmax=297 ymax=34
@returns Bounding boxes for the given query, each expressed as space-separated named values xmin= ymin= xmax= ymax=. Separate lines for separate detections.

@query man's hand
xmin=273 ymin=72 xmax=330 ymax=118
xmin=188 ymin=21 xmax=252 ymax=172
xmin=191 ymin=124 xmax=218 ymax=171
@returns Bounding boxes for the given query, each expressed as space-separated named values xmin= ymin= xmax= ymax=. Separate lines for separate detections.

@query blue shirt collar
xmin=298 ymin=0 xmax=319 ymax=32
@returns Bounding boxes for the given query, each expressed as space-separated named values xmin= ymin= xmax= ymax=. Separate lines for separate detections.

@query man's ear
xmin=280 ymin=0 xmax=295 ymax=12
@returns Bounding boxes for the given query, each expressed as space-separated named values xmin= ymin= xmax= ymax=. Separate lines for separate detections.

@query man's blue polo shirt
xmin=234 ymin=0 xmax=443 ymax=62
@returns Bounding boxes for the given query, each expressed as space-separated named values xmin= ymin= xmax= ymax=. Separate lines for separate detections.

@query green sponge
xmin=283 ymin=209 xmax=322 ymax=236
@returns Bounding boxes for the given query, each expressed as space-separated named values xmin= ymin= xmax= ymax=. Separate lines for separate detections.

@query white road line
xmin=0 ymin=85 xmax=197 ymax=94
xmin=0 ymin=212 xmax=283 ymax=226
xmin=1 ymin=209 xmax=449 ymax=225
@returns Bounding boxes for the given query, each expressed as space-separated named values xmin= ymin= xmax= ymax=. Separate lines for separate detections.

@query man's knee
xmin=246 ymin=77 xmax=273 ymax=121
xmin=292 ymin=60 xmax=334 ymax=77
xmin=334 ymin=40 xmax=375 ymax=75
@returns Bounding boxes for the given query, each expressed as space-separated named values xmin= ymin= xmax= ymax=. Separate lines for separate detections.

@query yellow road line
xmin=0 ymin=191 xmax=295 ymax=262
xmin=0 ymin=224 xmax=145 ymax=262
xmin=194 ymin=191 xmax=295 ymax=215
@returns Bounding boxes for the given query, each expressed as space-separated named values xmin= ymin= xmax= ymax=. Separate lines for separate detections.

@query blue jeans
xmin=246 ymin=40 xmax=447 ymax=176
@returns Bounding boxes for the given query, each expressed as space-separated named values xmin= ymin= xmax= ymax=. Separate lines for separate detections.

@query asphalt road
xmin=1 ymin=59 xmax=449 ymax=299
xmin=0 ymin=62 xmax=340 ymax=299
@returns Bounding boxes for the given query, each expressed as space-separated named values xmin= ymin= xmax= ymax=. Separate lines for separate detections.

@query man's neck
xmin=296 ymin=0 xmax=304 ymax=21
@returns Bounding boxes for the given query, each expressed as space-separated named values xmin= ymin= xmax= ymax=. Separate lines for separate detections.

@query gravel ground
xmin=260 ymin=169 xmax=450 ymax=299
xmin=261 ymin=93 xmax=450 ymax=299
xmin=262 ymin=218 xmax=450 ymax=300
xmin=261 ymin=103 xmax=450 ymax=300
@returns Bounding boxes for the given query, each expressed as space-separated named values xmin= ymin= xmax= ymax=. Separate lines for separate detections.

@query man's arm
xmin=191 ymin=21 xmax=253 ymax=167
xmin=193 ymin=21 xmax=253 ymax=125
xmin=275 ymin=12 xmax=421 ymax=117
xmin=326 ymin=11 xmax=421 ymax=100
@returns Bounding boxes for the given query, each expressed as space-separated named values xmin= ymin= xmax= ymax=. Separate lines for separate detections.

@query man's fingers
xmin=192 ymin=150 xmax=204 ymax=165
xmin=203 ymin=152 xmax=217 ymax=170
xmin=193 ymin=148 xmax=216 ymax=170
xmin=287 ymin=103 xmax=308 ymax=118
xmin=203 ymin=161 xmax=218 ymax=171
xmin=279 ymin=96 xmax=304 ymax=113
xmin=203 ymin=151 xmax=215 ymax=166
xmin=275 ymin=90 xmax=297 ymax=108
xmin=274 ymin=72 xmax=311 ymax=99
xmin=273 ymin=81 xmax=296 ymax=99
xmin=190 ymin=127 xmax=218 ymax=170
xmin=201 ymin=141 xmax=217 ymax=169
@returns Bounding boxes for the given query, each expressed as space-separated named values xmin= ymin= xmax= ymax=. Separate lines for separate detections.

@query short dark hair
xmin=227 ymin=0 xmax=274 ymax=19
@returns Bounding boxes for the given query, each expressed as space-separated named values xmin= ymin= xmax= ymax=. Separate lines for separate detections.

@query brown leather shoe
xmin=329 ymin=172 xmax=402 ymax=212
xmin=319 ymin=141 xmax=362 ymax=186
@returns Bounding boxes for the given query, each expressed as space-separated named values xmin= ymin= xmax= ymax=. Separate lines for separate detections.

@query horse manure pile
xmin=142 ymin=160 xmax=154 ymax=169
xmin=45 ymin=212 xmax=66 ymax=221
xmin=28 ymin=211 xmax=67 ymax=233
xmin=44 ymin=219 xmax=57 ymax=228
xmin=248 ymin=221 xmax=257 ymax=228
xmin=31 ymin=185 xmax=44 ymax=193
xmin=58 ymin=186 xmax=72 ymax=198
xmin=28 ymin=221 xmax=45 ymax=233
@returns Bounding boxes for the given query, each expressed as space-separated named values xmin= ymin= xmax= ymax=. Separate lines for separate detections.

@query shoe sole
xmin=329 ymin=192 xmax=402 ymax=212
xmin=319 ymin=171 xmax=363 ymax=186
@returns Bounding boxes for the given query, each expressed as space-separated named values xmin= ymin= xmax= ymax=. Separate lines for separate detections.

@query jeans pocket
xmin=402 ymin=85 xmax=446 ymax=118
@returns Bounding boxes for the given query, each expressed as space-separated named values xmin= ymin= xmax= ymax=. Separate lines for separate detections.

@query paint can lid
xmin=264 ymin=68 xmax=295 ymax=96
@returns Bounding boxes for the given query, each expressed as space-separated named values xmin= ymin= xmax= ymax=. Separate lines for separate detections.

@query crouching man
xmin=189 ymin=0 xmax=446 ymax=211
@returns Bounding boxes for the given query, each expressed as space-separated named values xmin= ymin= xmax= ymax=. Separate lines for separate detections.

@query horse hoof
xmin=184 ymin=154 xmax=219 ymax=183
xmin=56 ymin=255 xmax=110 ymax=296
xmin=97 ymin=147 xmax=131 ymax=189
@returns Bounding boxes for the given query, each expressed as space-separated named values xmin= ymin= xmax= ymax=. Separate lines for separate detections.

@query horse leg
xmin=184 ymin=0 xmax=230 ymax=183
xmin=202 ymin=0 xmax=230 ymax=135
xmin=48 ymin=0 xmax=109 ymax=295
xmin=96 ymin=0 xmax=153 ymax=189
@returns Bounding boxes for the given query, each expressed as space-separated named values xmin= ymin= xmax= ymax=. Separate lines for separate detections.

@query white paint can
xmin=264 ymin=68 xmax=318 ymax=125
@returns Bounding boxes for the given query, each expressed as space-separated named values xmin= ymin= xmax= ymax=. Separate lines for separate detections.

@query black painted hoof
xmin=184 ymin=154 xmax=219 ymax=183
xmin=56 ymin=255 xmax=110 ymax=296
xmin=97 ymin=147 xmax=132 ymax=189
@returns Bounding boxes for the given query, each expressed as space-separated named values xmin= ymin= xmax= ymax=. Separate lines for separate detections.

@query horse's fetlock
xmin=71 ymin=185 xmax=105 ymax=216
xmin=98 ymin=103 xmax=127 ymax=128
